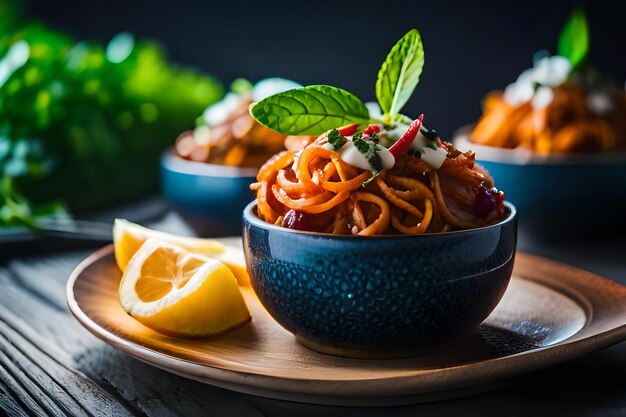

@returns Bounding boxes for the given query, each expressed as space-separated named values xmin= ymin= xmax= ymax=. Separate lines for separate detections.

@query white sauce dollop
xmin=337 ymin=140 xmax=395 ymax=171
xmin=203 ymin=92 xmax=242 ymax=126
xmin=586 ymin=92 xmax=614 ymax=116
xmin=252 ymin=78 xmax=303 ymax=102
xmin=420 ymin=147 xmax=448 ymax=169
xmin=203 ymin=78 xmax=303 ymax=127
xmin=408 ymin=130 xmax=429 ymax=152
xmin=326 ymin=120 xmax=450 ymax=173
xmin=504 ymin=81 xmax=535 ymax=106
xmin=380 ymin=122 xmax=428 ymax=150
xmin=531 ymin=86 xmax=555 ymax=110
xmin=503 ymin=55 xmax=572 ymax=108
xmin=381 ymin=122 xmax=408 ymax=142
xmin=387 ymin=123 xmax=446 ymax=169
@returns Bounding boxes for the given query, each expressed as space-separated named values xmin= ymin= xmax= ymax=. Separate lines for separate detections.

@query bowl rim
xmin=161 ymin=149 xmax=259 ymax=178
xmin=243 ymin=200 xmax=517 ymax=239
xmin=453 ymin=125 xmax=626 ymax=166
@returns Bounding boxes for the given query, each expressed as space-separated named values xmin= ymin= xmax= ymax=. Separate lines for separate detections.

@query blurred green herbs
xmin=0 ymin=1 xmax=223 ymax=227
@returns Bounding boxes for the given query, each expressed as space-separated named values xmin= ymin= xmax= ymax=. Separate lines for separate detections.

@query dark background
xmin=25 ymin=0 xmax=626 ymax=138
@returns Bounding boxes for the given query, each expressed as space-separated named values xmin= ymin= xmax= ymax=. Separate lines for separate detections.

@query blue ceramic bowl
xmin=243 ymin=201 xmax=517 ymax=358
xmin=161 ymin=150 xmax=257 ymax=237
xmin=455 ymin=131 xmax=626 ymax=239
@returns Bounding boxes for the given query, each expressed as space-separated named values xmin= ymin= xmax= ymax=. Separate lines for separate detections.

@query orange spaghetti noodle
xmin=471 ymin=84 xmax=626 ymax=153
xmin=251 ymin=128 xmax=507 ymax=235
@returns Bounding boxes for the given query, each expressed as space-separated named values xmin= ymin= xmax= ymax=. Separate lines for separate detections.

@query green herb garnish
xmin=558 ymin=8 xmax=589 ymax=68
xmin=327 ymin=129 xmax=347 ymax=150
xmin=250 ymin=29 xmax=424 ymax=136
xmin=352 ymin=134 xmax=383 ymax=186
xmin=420 ymin=127 xmax=439 ymax=150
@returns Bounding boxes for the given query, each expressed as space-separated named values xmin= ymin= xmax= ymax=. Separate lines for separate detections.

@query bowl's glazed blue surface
xmin=243 ymin=202 xmax=518 ymax=356
xmin=478 ymin=158 xmax=626 ymax=235
xmin=161 ymin=151 xmax=257 ymax=237
xmin=455 ymin=133 xmax=626 ymax=239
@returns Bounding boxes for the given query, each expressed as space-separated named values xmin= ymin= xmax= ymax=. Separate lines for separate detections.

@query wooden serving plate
xmin=66 ymin=243 xmax=626 ymax=406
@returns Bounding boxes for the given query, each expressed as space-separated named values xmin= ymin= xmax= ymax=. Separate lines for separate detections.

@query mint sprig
xmin=376 ymin=29 xmax=425 ymax=121
xmin=558 ymin=8 xmax=589 ymax=68
xmin=250 ymin=29 xmax=425 ymax=136
xmin=250 ymin=85 xmax=371 ymax=135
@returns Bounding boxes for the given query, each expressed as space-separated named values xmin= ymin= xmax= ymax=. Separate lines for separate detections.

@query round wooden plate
xmin=67 ymin=244 xmax=626 ymax=406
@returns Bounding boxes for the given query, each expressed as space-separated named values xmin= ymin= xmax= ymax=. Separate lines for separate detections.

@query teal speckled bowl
xmin=243 ymin=201 xmax=517 ymax=358
xmin=161 ymin=150 xmax=257 ymax=237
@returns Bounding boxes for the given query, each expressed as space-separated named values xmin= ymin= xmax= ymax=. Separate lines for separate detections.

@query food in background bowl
xmin=243 ymin=29 xmax=517 ymax=357
xmin=471 ymin=9 xmax=626 ymax=154
xmin=459 ymin=9 xmax=626 ymax=237
xmin=162 ymin=78 xmax=314 ymax=236
xmin=453 ymin=134 xmax=626 ymax=238
xmin=174 ymin=78 xmax=314 ymax=167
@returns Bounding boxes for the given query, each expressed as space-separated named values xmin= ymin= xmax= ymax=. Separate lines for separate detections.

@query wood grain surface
xmin=66 ymin=244 xmax=626 ymax=406
xmin=0 ymin=253 xmax=268 ymax=417
xmin=1 ymin=209 xmax=626 ymax=416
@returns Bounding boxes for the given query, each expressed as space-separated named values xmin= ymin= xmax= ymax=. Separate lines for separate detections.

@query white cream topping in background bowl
xmin=503 ymin=55 xmax=572 ymax=108
xmin=203 ymin=78 xmax=303 ymax=127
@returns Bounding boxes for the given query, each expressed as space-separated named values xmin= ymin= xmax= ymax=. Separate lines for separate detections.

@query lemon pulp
xmin=119 ymin=239 xmax=250 ymax=337
xmin=113 ymin=219 xmax=249 ymax=286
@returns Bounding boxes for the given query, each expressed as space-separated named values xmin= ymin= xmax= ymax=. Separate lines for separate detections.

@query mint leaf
xmin=558 ymin=8 xmax=589 ymax=68
xmin=327 ymin=129 xmax=347 ymax=150
xmin=376 ymin=29 xmax=425 ymax=118
xmin=250 ymin=85 xmax=371 ymax=135
xmin=392 ymin=113 xmax=413 ymax=124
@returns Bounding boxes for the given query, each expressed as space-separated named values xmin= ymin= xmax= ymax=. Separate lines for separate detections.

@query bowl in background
xmin=455 ymin=128 xmax=626 ymax=240
xmin=161 ymin=150 xmax=257 ymax=236
xmin=243 ymin=201 xmax=517 ymax=358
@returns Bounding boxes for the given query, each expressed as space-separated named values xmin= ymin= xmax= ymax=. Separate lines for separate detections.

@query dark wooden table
xmin=1 ymin=201 xmax=625 ymax=417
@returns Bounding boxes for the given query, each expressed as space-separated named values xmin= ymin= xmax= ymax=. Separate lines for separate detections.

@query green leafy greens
xmin=0 ymin=176 xmax=65 ymax=227
xmin=0 ymin=3 xmax=224 ymax=227
xmin=558 ymin=8 xmax=589 ymax=68
xmin=249 ymin=29 xmax=425 ymax=136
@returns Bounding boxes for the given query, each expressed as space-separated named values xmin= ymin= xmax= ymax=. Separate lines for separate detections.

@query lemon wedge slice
xmin=113 ymin=219 xmax=249 ymax=286
xmin=119 ymin=238 xmax=251 ymax=337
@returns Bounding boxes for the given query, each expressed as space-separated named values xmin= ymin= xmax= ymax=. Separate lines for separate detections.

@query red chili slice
xmin=337 ymin=124 xmax=359 ymax=136
xmin=362 ymin=124 xmax=381 ymax=135
xmin=388 ymin=114 xmax=424 ymax=159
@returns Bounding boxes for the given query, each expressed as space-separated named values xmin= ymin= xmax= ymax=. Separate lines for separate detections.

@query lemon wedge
xmin=119 ymin=238 xmax=251 ymax=337
xmin=113 ymin=219 xmax=249 ymax=286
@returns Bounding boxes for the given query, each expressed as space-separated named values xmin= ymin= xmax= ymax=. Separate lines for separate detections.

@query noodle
xmin=252 ymin=127 xmax=506 ymax=235
xmin=471 ymin=85 xmax=626 ymax=153
xmin=352 ymin=192 xmax=391 ymax=236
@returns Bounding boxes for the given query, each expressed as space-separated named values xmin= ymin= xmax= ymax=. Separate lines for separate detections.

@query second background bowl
xmin=161 ymin=150 xmax=257 ymax=236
